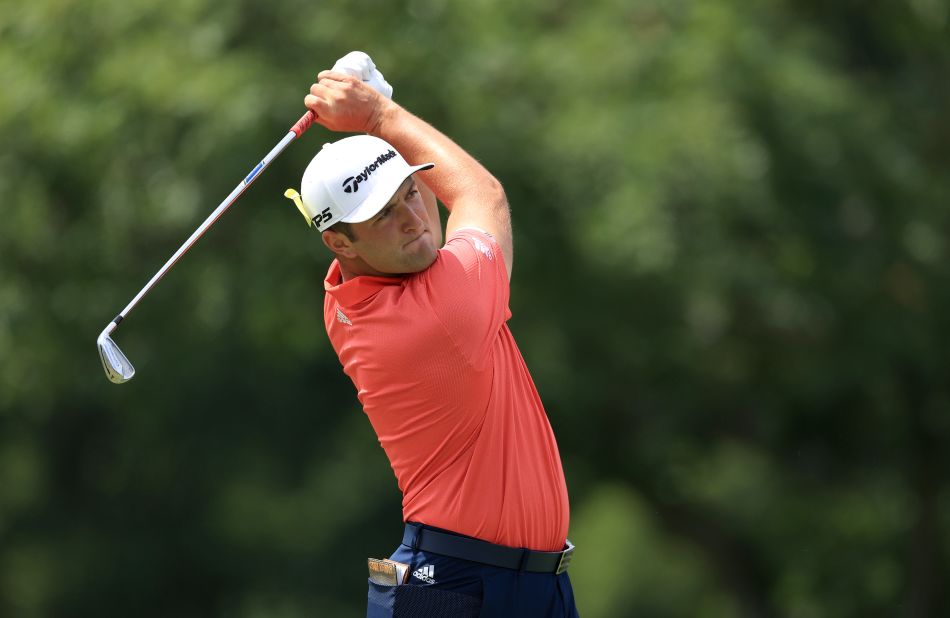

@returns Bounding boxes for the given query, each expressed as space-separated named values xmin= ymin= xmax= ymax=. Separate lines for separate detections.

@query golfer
xmin=287 ymin=64 xmax=579 ymax=617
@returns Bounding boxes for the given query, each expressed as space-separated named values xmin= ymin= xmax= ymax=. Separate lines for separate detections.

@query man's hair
xmin=328 ymin=220 xmax=357 ymax=241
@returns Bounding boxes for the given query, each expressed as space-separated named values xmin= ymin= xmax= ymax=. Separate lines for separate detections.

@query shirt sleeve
xmin=420 ymin=228 xmax=511 ymax=369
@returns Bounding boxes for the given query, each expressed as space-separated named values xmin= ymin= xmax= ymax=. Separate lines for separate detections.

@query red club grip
xmin=290 ymin=110 xmax=316 ymax=137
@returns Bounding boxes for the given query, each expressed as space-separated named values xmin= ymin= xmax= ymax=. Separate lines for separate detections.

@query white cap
xmin=285 ymin=135 xmax=433 ymax=231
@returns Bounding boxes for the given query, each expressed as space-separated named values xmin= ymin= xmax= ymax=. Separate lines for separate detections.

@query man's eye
xmin=407 ymin=189 xmax=419 ymax=198
xmin=377 ymin=207 xmax=392 ymax=220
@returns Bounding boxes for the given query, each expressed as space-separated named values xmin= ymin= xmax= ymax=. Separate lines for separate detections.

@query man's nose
xmin=399 ymin=202 xmax=424 ymax=231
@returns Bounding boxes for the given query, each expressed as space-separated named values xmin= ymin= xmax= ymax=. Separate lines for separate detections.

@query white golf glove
xmin=331 ymin=51 xmax=394 ymax=100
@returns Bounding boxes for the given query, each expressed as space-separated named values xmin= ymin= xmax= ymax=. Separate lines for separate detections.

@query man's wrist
xmin=367 ymin=99 xmax=400 ymax=139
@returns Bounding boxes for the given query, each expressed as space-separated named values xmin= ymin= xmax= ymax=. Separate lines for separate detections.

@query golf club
xmin=97 ymin=109 xmax=318 ymax=384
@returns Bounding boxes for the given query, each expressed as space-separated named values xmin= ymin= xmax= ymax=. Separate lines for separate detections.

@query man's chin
xmin=405 ymin=236 xmax=438 ymax=270
xmin=407 ymin=251 xmax=438 ymax=273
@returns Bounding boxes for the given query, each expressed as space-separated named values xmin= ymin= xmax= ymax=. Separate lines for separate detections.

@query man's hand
xmin=305 ymin=71 xmax=395 ymax=134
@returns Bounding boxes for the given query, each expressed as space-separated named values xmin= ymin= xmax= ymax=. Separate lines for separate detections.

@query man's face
xmin=334 ymin=176 xmax=440 ymax=276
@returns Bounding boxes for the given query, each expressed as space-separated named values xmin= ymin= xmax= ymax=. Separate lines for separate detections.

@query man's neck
xmin=336 ymin=257 xmax=402 ymax=282
xmin=338 ymin=261 xmax=357 ymax=282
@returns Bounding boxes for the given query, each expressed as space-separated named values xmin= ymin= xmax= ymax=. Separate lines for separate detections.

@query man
xmin=287 ymin=60 xmax=579 ymax=617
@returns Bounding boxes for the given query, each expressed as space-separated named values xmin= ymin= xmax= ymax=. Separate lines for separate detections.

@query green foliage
xmin=2 ymin=0 xmax=948 ymax=616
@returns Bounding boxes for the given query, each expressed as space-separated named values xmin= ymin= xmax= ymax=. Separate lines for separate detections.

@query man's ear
xmin=321 ymin=229 xmax=358 ymax=258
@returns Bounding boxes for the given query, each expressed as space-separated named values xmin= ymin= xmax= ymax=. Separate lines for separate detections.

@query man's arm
xmin=305 ymin=71 xmax=513 ymax=277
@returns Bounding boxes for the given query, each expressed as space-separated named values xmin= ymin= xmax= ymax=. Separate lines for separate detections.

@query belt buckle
xmin=555 ymin=540 xmax=575 ymax=575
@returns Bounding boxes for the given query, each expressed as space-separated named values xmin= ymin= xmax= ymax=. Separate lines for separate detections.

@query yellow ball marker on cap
xmin=283 ymin=188 xmax=313 ymax=227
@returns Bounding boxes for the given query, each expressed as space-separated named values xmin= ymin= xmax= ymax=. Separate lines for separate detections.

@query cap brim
xmin=338 ymin=163 xmax=435 ymax=224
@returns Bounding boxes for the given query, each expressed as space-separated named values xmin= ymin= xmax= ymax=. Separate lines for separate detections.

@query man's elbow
xmin=486 ymin=179 xmax=513 ymax=271
xmin=485 ymin=177 xmax=509 ymax=219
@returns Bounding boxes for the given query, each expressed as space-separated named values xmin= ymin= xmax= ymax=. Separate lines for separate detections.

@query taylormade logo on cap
xmin=342 ymin=150 xmax=398 ymax=194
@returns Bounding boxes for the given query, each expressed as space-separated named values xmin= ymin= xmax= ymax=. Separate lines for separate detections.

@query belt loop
xmin=517 ymin=547 xmax=529 ymax=572
xmin=411 ymin=523 xmax=422 ymax=552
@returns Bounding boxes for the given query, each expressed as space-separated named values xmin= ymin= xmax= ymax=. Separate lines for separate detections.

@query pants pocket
xmin=366 ymin=578 xmax=481 ymax=618
xmin=367 ymin=579 xmax=397 ymax=618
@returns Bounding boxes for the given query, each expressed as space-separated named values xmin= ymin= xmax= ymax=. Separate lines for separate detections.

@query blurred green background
xmin=2 ymin=0 xmax=949 ymax=616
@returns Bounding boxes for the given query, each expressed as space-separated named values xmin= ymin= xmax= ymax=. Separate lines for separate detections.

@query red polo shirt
xmin=323 ymin=229 xmax=569 ymax=552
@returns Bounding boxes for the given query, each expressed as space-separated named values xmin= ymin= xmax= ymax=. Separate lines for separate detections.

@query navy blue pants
xmin=367 ymin=527 xmax=580 ymax=617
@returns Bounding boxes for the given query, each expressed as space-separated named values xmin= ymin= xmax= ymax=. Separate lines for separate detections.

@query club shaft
xmin=116 ymin=129 xmax=299 ymax=321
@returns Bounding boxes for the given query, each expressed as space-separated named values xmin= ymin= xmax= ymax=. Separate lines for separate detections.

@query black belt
xmin=402 ymin=522 xmax=575 ymax=575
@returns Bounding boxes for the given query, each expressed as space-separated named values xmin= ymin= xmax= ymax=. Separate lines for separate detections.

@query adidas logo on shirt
xmin=336 ymin=308 xmax=352 ymax=326
xmin=472 ymin=237 xmax=493 ymax=260
xmin=412 ymin=564 xmax=436 ymax=584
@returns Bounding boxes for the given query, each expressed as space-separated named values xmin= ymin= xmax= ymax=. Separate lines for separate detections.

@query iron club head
xmin=97 ymin=323 xmax=135 ymax=384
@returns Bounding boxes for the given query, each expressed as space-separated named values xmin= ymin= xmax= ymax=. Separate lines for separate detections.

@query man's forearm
xmin=369 ymin=101 xmax=504 ymax=214
xmin=370 ymin=100 xmax=512 ymax=274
